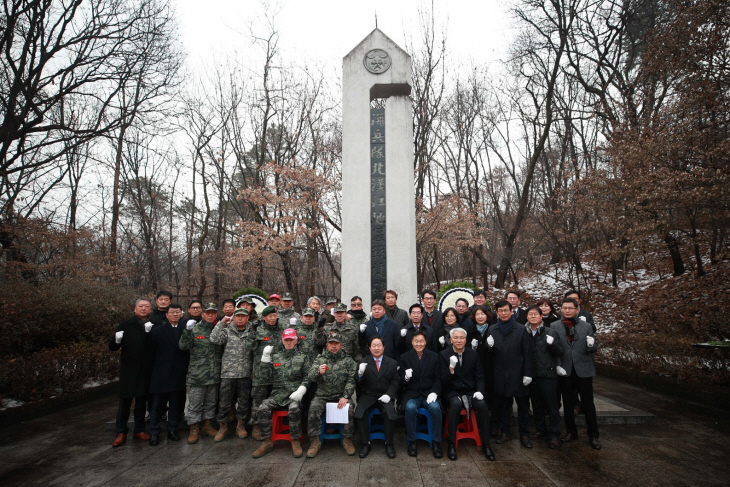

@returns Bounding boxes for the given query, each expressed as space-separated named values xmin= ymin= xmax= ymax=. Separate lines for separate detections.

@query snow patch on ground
xmin=82 ymin=377 xmax=114 ymax=389
xmin=0 ymin=398 xmax=25 ymax=410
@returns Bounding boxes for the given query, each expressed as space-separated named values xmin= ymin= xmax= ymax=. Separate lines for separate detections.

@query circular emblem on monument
xmin=242 ymin=294 xmax=268 ymax=315
xmin=437 ymin=288 xmax=475 ymax=312
xmin=363 ymin=49 xmax=391 ymax=74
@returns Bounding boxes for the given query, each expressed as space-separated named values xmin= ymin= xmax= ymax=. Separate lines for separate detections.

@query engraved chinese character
xmin=371 ymin=177 xmax=385 ymax=192
xmin=372 ymin=211 xmax=386 ymax=225
xmin=372 ymin=228 xmax=385 ymax=242
xmin=371 ymin=245 xmax=386 ymax=260
xmin=371 ymin=197 xmax=385 ymax=209
xmin=371 ymin=131 xmax=385 ymax=143
xmin=371 ymin=146 xmax=384 ymax=159
xmin=371 ymin=161 xmax=385 ymax=175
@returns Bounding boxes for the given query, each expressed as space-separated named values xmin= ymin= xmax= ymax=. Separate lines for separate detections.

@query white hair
xmin=307 ymin=296 xmax=321 ymax=306
xmin=449 ymin=327 xmax=467 ymax=338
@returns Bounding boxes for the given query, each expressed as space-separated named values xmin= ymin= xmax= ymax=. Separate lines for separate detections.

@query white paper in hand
xmin=326 ymin=402 xmax=349 ymax=424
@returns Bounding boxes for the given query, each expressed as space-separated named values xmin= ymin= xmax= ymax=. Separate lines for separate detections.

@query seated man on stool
xmin=356 ymin=336 xmax=399 ymax=459
xmin=399 ymin=330 xmax=443 ymax=458
xmin=439 ymin=327 xmax=495 ymax=462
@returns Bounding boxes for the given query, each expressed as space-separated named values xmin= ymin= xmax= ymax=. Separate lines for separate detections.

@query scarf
xmin=563 ymin=317 xmax=575 ymax=342
xmin=476 ymin=323 xmax=489 ymax=336
xmin=497 ymin=316 xmax=516 ymax=335
xmin=350 ymin=309 xmax=366 ymax=319
xmin=372 ymin=315 xmax=387 ymax=336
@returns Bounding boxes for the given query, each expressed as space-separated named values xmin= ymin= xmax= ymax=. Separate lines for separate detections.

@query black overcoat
xmin=487 ymin=320 xmax=533 ymax=397
xmin=354 ymin=354 xmax=399 ymax=420
xmin=149 ymin=322 xmax=189 ymax=393
xmin=398 ymin=348 xmax=441 ymax=408
xmin=108 ymin=315 xmax=160 ymax=398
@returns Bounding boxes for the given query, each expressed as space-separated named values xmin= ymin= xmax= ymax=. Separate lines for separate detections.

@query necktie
xmin=376 ymin=359 xmax=380 ymax=371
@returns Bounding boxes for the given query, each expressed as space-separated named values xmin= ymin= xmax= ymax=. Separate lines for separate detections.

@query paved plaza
xmin=1 ymin=375 xmax=728 ymax=486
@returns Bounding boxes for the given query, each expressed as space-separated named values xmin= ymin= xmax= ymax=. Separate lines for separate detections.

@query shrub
xmin=232 ymin=287 xmax=268 ymax=300
xmin=437 ymin=281 xmax=479 ymax=301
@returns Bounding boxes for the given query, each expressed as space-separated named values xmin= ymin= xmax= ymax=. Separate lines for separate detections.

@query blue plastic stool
xmin=407 ymin=407 xmax=434 ymax=448
xmin=319 ymin=413 xmax=344 ymax=445
xmin=367 ymin=409 xmax=386 ymax=441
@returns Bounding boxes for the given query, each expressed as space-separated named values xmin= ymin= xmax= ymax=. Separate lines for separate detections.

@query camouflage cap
xmin=301 ymin=307 xmax=315 ymax=316
xmin=261 ymin=305 xmax=277 ymax=316
xmin=203 ymin=302 xmax=218 ymax=312
xmin=242 ymin=296 xmax=255 ymax=304
xmin=326 ymin=331 xmax=342 ymax=343
xmin=325 ymin=297 xmax=338 ymax=305
xmin=233 ymin=308 xmax=249 ymax=316
xmin=281 ymin=292 xmax=294 ymax=301
xmin=333 ymin=303 xmax=347 ymax=313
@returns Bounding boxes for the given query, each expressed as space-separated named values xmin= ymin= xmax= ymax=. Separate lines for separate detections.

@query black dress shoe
xmin=168 ymin=431 xmax=180 ymax=441
xmin=520 ymin=436 xmax=533 ymax=448
xmin=385 ymin=444 xmax=396 ymax=459
xmin=589 ymin=437 xmax=602 ymax=450
xmin=432 ymin=441 xmax=443 ymax=459
xmin=560 ymin=433 xmax=579 ymax=443
xmin=359 ymin=443 xmax=371 ymax=458
xmin=483 ymin=445 xmax=495 ymax=461
xmin=408 ymin=442 xmax=417 ymax=457
xmin=548 ymin=438 xmax=559 ymax=449
xmin=149 ymin=435 xmax=159 ymax=446
xmin=496 ymin=433 xmax=510 ymax=444
xmin=529 ymin=431 xmax=548 ymax=439
xmin=447 ymin=443 xmax=457 ymax=461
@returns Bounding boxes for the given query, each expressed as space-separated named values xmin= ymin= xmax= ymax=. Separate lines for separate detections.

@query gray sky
xmin=176 ymin=0 xmax=516 ymax=74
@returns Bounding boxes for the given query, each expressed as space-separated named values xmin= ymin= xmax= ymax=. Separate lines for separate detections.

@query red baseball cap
xmin=269 ymin=294 xmax=281 ymax=300
xmin=282 ymin=328 xmax=298 ymax=340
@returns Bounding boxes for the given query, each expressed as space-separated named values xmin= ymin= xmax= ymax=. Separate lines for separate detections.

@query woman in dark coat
xmin=466 ymin=305 xmax=499 ymax=435
xmin=537 ymin=298 xmax=559 ymax=327
xmin=436 ymin=308 xmax=459 ymax=350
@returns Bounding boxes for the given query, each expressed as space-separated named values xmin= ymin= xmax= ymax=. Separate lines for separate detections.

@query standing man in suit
xmin=397 ymin=304 xmax=435 ymax=354
xmin=359 ymin=299 xmax=400 ymax=360
xmin=356 ymin=336 xmax=399 ymax=459
xmin=505 ymin=290 xmax=527 ymax=325
xmin=399 ymin=331 xmax=442 ymax=458
xmin=148 ymin=303 xmax=189 ymax=445
xmin=420 ymin=290 xmax=444 ymax=348
xmin=551 ymin=297 xmax=601 ymax=450
xmin=488 ymin=299 xmax=534 ymax=448
xmin=439 ymin=328 xmax=495 ymax=462
xmin=109 ymin=298 xmax=161 ymax=447
xmin=383 ymin=290 xmax=409 ymax=328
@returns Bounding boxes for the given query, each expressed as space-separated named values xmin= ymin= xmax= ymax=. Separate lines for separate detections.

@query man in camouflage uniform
xmin=179 ymin=302 xmax=223 ymax=444
xmin=347 ymin=296 xmax=369 ymax=326
xmin=210 ymin=307 xmax=253 ymax=441
xmin=296 ymin=307 xmax=321 ymax=362
xmin=277 ymin=291 xmax=300 ymax=325
xmin=317 ymin=303 xmax=361 ymax=361
xmin=238 ymin=296 xmax=259 ymax=321
xmin=244 ymin=305 xmax=282 ymax=440
xmin=305 ymin=332 xmax=357 ymax=457
xmin=252 ymin=328 xmax=311 ymax=458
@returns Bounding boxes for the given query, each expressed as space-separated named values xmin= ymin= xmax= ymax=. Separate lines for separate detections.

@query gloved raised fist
xmin=471 ymin=339 xmax=479 ymax=349
xmin=473 ymin=391 xmax=484 ymax=401
xmin=400 ymin=328 xmax=407 ymax=337
xmin=115 ymin=331 xmax=124 ymax=343
xmin=587 ymin=336 xmax=595 ymax=347
xmin=378 ymin=394 xmax=391 ymax=404
xmin=261 ymin=345 xmax=273 ymax=363
xmin=439 ymin=336 xmax=445 ymax=346
xmin=487 ymin=335 xmax=495 ymax=347
xmin=186 ymin=320 xmax=196 ymax=330
xmin=546 ymin=335 xmax=554 ymax=345
xmin=523 ymin=376 xmax=532 ymax=386
xmin=360 ymin=324 xmax=367 ymax=333
xmin=289 ymin=318 xmax=297 ymax=326
xmin=144 ymin=322 xmax=153 ymax=333
xmin=404 ymin=368 xmax=413 ymax=381
xmin=358 ymin=363 xmax=367 ymax=375
xmin=289 ymin=385 xmax=307 ymax=402
xmin=449 ymin=356 xmax=458 ymax=369
xmin=426 ymin=392 xmax=438 ymax=404
xmin=556 ymin=366 xmax=567 ymax=376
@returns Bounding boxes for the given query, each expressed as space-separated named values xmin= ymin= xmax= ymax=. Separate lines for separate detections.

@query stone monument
xmin=341 ymin=29 xmax=417 ymax=310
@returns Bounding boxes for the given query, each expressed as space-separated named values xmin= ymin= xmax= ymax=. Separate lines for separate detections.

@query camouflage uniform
xmin=257 ymin=347 xmax=310 ymax=440
xmin=245 ymin=319 xmax=283 ymax=425
xmin=317 ymin=320 xmax=361 ymax=362
xmin=179 ymin=319 xmax=222 ymax=423
xmin=305 ymin=348 xmax=357 ymax=438
xmin=210 ymin=319 xmax=253 ymax=423
xmin=277 ymin=307 xmax=300 ymax=328
xmin=295 ymin=320 xmax=321 ymax=363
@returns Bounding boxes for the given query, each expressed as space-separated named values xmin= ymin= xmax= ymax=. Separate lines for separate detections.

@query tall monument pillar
xmin=342 ymin=29 xmax=417 ymax=310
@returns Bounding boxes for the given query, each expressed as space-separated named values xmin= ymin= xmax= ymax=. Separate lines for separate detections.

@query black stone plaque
xmin=370 ymin=108 xmax=386 ymax=303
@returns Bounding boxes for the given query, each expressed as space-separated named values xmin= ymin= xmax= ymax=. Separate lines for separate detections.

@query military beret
xmin=261 ymin=305 xmax=277 ymax=316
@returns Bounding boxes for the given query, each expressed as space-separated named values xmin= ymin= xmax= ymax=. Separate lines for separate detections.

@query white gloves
xmin=587 ymin=336 xmax=595 ymax=347
xmin=487 ymin=336 xmax=495 ymax=347
xmin=358 ymin=363 xmax=367 ymax=375
xmin=579 ymin=316 xmax=587 ymax=321
xmin=261 ymin=345 xmax=273 ymax=363
xmin=115 ymin=331 xmax=124 ymax=343
xmin=439 ymin=336 xmax=445 ymax=346
xmin=523 ymin=376 xmax=532 ymax=386
xmin=471 ymin=339 xmax=479 ymax=349
xmin=401 ymin=328 xmax=407 ymax=337
xmin=405 ymin=368 xmax=413 ymax=381
xmin=546 ymin=335 xmax=554 ymax=345
xmin=473 ymin=391 xmax=484 ymax=401
xmin=449 ymin=356 xmax=458 ymax=369
xmin=289 ymin=318 xmax=297 ymax=326
xmin=426 ymin=392 xmax=438 ymax=404
xmin=360 ymin=324 xmax=367 ymax=333
xmin=144 ymin=322 xmax=153 ymax=333
xmin=186 ymin=319 xmax=196 ymax=330
xmin=556 ymin=366 xmax=567 ymax=376
xmin=378 ymin=394 xmax=391 ymax=404
xmin=289 ymin=385 xmax=307 ymax=402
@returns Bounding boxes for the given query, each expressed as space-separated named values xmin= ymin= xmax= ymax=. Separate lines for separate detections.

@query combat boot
xmin=252 ymin=438 xmax=273 ymax=458
xmin=187 ymin=424 xmax=200 ymax=444
xmin=343 ymin=437 xmax=356 ymax=456
xmin=214 ymin=421 xmax=228 ymax=442
xmin=201 ymin=419 xmax=218 ymax=437
xmin=236 ymin=419 xmax=248 ymax=439
xmin=291 ymin=440 xmax=303 ymax=458
xmin=252 ymin=424 xmax=262 ymax=441
xmin=307 ymin=436 xmax=321 ymax=458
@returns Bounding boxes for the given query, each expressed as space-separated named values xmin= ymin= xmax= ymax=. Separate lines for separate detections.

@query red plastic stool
xmin=443 ymin=408 xmax=482 ymax=448
xmin=271 ymin=410 xmax=301 ymax=443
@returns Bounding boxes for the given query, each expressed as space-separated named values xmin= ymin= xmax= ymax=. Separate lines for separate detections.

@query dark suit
xmin=424 ymin=309 xmax=444 ymax=349
xmin=399 ymin=349 xmax=442 ymax=442
xmin=355 ymin=355 xmax=399 ymax=444
xmin=396 ymin=322 xmax=436 ymax=354
xmin=149 ymin=322 xmax=189 ymax=435
xmin=439 ymin=347 xmax=491 ymax=446
xmin=359 ymin=317 xmax=400 ymax=360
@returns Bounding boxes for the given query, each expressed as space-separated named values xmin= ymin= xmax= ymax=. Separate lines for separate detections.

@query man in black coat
xmin=439 ymin=328 xmax=495 ymax=462
xmin=148 ymin=303 xmax=189 ymax=445
xmin=455 ymin=298 xmax=474 ymax=332
xmin=358 ymin=299 xmax=400 ymax=360
xmin=383 ymin=289 xmax=409 ymax=328
xmin=488 ymin=300 xmax=534 ymax=448
xmin=355 ymin=336 xmax=399 ymax=459
xmin=152 ymin=290 xmax=172 ymax=323
xmin=420 ymin=289 xmax=444 ymax=346
xmin=108 ymin=298 xmax=161 ymax=447
xmin=396 ymin=304 xmax=435 ymax=354
xmin=505 ymin=290 xmax=527 ymax=325
xmin=399 ymin=331 xmax=442 ymax=458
